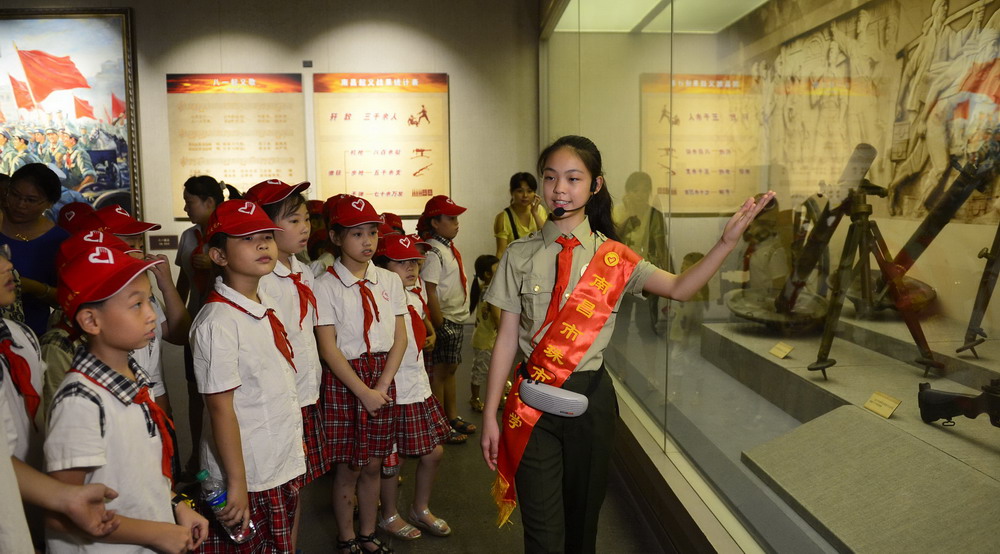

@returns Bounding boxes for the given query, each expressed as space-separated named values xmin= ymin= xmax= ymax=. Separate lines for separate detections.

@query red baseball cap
xmin=58 ymin=202 xmax=107 ymax=235
xmin=58 ymin=245 xmax=163 ymax=322
xmin=57 ymin=230 xmax=141 ymax=270
xmin=422 ymin=195 xmax=466 ymax=217
xmin=378 ymin=212 xmax=404 ymax=237
xmin=96 ymin=205 xmax=161 ymax=236
xmin=204 ymin=199 xmax=283 ymax=242
xmin=377 ymin=233 xmax=425 ymax=261
xmin=306 ymin=200 xmax=324 ymax=216
xmin=323 ymin=194 xmax=351 ymax=224
xmin=328 ymin=195 xmax=382 ymax=228
xmin=244 ymin=179 xmax=310 ymax=206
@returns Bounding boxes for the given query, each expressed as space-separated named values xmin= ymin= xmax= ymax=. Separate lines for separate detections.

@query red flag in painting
xmin=111 ymin=93 xmax=126 ymax=119
xmin=0 ymin=106 xmax=5 ymax=123
xmin=74 ymin=96 xmax=95 ymax=119
xmin=16 ymin=48 xmax=89 ymax=101
xmin=959 ymin=60 xmax=1000 ymax=105
xmin=9 ymin=75 xmax=36 ymax=110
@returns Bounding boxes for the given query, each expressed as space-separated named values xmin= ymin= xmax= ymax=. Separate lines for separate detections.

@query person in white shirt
xmin=191 ymin=199 xmax=305 ymax=552
xmin=313 ymin=195 xmax=406 ymax=553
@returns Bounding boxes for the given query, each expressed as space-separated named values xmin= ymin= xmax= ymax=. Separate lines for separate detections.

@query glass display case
xmin=544 ymin=1 xmax=1000 ymax=551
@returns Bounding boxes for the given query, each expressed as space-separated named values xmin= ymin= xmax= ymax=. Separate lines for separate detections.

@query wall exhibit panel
xmin=166 ymin=73 xmax=307 ymax=217
xmin=312 ymin=73 xmax=450 ymax=216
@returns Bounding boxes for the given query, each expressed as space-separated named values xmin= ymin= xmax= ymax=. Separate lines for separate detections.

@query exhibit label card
xmin=640 ymin=74 xmax=759 ymax=214
xmin=313 ymin=73 xmax=450 ymax=216
xmin=864 ymin=391 xmax=902 ymax=419
xmin=167 ymin=74 xmax=307 ymax=218
xmin=769 ymin=342 xmax=794 ymax=359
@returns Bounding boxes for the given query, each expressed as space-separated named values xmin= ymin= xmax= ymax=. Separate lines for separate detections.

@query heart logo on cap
xmin=352 ymin=199 xmax=365 ymax=211
xmin=446 ymin=198 xmax=454 ymax=204
xmin=400 ymin=237 xmax=411 ymax=248
xmin=88 ymin=247 xmax=115 ymax=265
xmin=83 ymin=231 xmax=103 ymax=242
xmin=65 ymin=211 xmax=76 ymax=221
xmin=115 ymin=206 xmax=129 ymax=216
xmin=238 ymin=202 xmax=256 ymax=215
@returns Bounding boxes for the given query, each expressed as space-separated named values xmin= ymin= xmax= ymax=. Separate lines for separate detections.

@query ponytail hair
xmin=469 ymin=254 xmax=500 ymax=314
xmin=537 ymin=135 xmax=620 ymax=242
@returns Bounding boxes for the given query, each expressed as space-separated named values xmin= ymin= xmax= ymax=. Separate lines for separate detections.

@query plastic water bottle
xmin=196 ymin=470 xmax=256 ymax=544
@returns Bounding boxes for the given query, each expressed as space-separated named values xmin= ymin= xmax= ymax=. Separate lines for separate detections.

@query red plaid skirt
xmin=196 ymin=481 xmax=299 ymax=553
xmin=320 ymin=353 xmax=396 ymax=467
xmin=296 ymin=403 xmax=329 ymax=486
xmin=394 ymin=395 xmax=451 ymax=457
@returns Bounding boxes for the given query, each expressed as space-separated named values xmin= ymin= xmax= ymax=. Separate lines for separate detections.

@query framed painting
xmin=0 ymin=8 xmax=141 ymax=217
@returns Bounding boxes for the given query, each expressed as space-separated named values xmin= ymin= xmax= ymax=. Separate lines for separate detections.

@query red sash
xmin=492 ymin=240 xmax=640 ymax=526
xmin=205 ymin=290 xmax=297 ymax=371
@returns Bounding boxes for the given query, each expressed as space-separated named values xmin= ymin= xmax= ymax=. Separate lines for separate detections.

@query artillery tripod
xmin=808 ymin=181 xmax=942 ymax=379
xmin=957 ymin=223 xmax=1000 ymax=357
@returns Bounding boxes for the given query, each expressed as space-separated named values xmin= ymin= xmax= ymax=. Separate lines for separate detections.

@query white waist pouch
xmin=518 ymin=379 xmax=588 ymax=417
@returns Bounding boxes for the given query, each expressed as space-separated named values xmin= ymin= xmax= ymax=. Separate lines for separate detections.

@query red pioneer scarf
xmin=281 ymin=270 xmax=317 ymax=329
xmin=491 ymin=239 xmax=640 ymax=526
xmin=205 ymin=290 xmax=297 ymax=371
xmin=326 ymin=265 xmax=381 ymax=355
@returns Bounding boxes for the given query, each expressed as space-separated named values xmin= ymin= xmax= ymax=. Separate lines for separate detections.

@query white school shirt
xmin=45 ymin=351 xmax=173 ymax=554
xmin=175 ymin=225 xmax=206 ymax=316
xmin=0 ymin=318 xmax=44 ymax=463
xmin=420 ymin=236 xmax=470 ymax=322
xmin=190 ymin=278 xmax=305 ymax=492
xmin=129 ymin=295 xmax=168 ymax=398
xmin=259 ymin=256 xmax=321 ymax=407
xmin=394 ymin=286 xmax=433 ymax=405
xmin=313 ymin=259 xmax=407 ymax=360
xmin=0 ymin=415 xmax=32 ymax=553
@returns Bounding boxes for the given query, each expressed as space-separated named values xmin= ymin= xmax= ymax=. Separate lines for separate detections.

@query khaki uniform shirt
xmin=485 ymin=217 xmax=656 ymax=373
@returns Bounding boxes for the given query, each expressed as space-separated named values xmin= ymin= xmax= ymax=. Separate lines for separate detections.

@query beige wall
xmin=8 ymin=0 xmax=541 ymax=263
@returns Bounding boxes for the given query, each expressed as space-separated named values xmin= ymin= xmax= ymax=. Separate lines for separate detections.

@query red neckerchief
xmin=326 ymin=265 xmax=381 ymax=355
xmin=71 ymin=370 xmax=175 ymax=482
xmin=279 ymin=268 xmax=317 ymax=330
xmin=492 ymin=239 xmax=640 ymax=526
xmin=205 ymin=290 xmax=297 ymax=371
xmin=0 ymin=339 xmax=40 ymax=423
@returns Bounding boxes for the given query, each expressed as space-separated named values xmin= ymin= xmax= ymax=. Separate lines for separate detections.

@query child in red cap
xmin=245 ymin=179 xmax=324 ymax=548
xmin=312 ymin=195 xmax=406 ymax=553
xmin=189 ymin=199 xmax=306 ymax=553
xmin=46 ymin=245 xmax=208 ymax=552
xmin=417 ymin=195 xmax=475 ymax=442
xmin=373 ymin=233 xmax=453 ymax=541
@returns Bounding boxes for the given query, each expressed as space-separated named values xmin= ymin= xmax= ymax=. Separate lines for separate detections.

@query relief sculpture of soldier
xmin=890 ymin=0 xmax=989 ymax=216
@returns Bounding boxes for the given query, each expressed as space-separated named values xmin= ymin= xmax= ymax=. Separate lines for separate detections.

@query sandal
xmin=444 ymin=429 xmax=468 ymax=444
xmin=378 ymin=512 xmax=422 ymax=540
xmin=358 ymin=533 xmax=394 ymax=553
xmin=409 ymin=507 xmax=452 ymax=537
xmin=337 ymin=537 xmax=362 ymax=553
xmin=469 ymin=397 xmax=484 ymax=412
xmin=450 ymin=416 xmax=477 ymax=434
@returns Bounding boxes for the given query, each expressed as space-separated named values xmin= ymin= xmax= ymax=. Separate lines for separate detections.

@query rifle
xmin=917 ymin=380 xmax=1000 ymax=427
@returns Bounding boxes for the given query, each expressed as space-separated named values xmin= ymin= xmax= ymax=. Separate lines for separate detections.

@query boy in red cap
xmin=245 ymin=179 xmax=323 ymax=547
xmin=313 ymin=195 xmax=406 ymax=553
xmin=373 ymin=234 xmax=452 ymax=541
xmin=417 ymin=195 xmax=474 ymax=442
xmin=42 ymin=231 xmax=142 ymax=413
xmin=189 ymin=199 xmax=306 ymax=552
xmin=46 ymin=245 xmax=208 ymax=552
